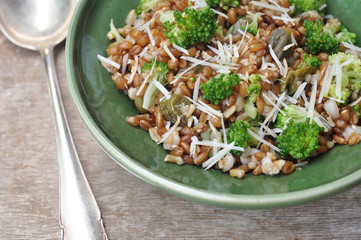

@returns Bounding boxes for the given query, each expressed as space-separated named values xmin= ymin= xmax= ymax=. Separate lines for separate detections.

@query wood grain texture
xmin=1 ymin=31 xmax=361 ymax=240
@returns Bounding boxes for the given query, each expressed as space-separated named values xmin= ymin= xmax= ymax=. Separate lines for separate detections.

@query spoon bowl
xmin=0 ymin=0 xmax=76 ymax=50
xmin=0 ymin=0 xmax=107 ymax=239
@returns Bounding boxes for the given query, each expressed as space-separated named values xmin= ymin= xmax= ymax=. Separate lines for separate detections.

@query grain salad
xmin=98 ymin=0 xmax=361 ymax=179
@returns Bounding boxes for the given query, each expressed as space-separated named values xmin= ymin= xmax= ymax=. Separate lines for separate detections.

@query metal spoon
xmin=0 ymin=1 xmax=107 ymax=239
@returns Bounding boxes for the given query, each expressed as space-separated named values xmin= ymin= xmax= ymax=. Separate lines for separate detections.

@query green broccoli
xmin=275 ymin=105 xmax=309 ymax=129
xmin=353 ymin=104 xmax=361 ymax=118
xmin=287 ymin=0 xmax=326 ymax=14
xmin=142 ymin=59 xmax=170 ymax=110
xmin=240 ymin=13 xmax=262 ymax=36
xmin=205 ymin=0 xmax=240 ymax=10
xmin=302 ymin=53 xmax=322 ymax=69
xmin=163 ymin=7 xmax=218 ymax=48
xmin=327 ymin=52 xmax=361 ymax=103
xmin=323 ymin=19 xmax=357 ymax=44
xmin=199 ymin=73 xmax=240 ymax=104
xmin=246 ymin=113 xmax=265 ymax=127
xmin=159 ymin=10 xmax=175 ymax=24
xmin=303 ymin=19 xmax=341 ymax=55
xmin=136 ymin=0 xmax=160 ymax=14
xmin=338 ymin=25 xmax=357 ymax=44
xmin=226 ymin=120 xmax=258 ymax=156
xmin=276 ymin=119 xmax=322 ymax=160
xmin=247 ymin=74 xmax=262 ymax=103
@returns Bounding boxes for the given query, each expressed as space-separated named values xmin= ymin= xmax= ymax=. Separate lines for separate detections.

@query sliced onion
xmin=324 ymin=100 xmax=339 ymax=119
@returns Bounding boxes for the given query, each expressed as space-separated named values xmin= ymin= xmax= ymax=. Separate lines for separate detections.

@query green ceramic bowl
xmin=66 ymin=0 xmax=361 ymax=209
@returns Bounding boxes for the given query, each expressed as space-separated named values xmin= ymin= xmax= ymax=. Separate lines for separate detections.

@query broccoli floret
xmin=246 ymin=113 xmax=265 ymax=127
xmin=205 ymin=0 xmax=240 ymax=10
xmin=338 ymin=25 xmax=357 ymax=44
xmin=240 ymin=13 xmax=262 ymax=36
xmin=163 ymin=7 xmax=218 ymax=48
xmin=136 ymin=0 xmax=160 ymax=14
xmin=199 ymin=73 xmax=240 ymax=104
xmin=142 ymin=59 xmax=170 ymax=110
xmin=276 ymin=119 xmax=322 ymax=160
xmin=275 ymin=105 xmax=309 ymax=129
xmin=303 ymin=19 xmax=341 ymax=55
xmin=247 ymin=74 xmax=262 ymax=103
xmin=159 ymin=10 xmax=175 ymax=24
xmin=302 ymin=53 xmax=322 ymax=69
xmin=353 ymin=104 xmax=361 ymax=118
xmin=226 ymin=120 xmax=258 ymax=156
xmin=327 ymin=84 xmax=351 ymax=104
xmin=327 ymin=52 xmax=361 ymax=103
xmin=323 ymin=18 xmax=341 ymax=37
xmin=323 ymin=19 xmax=357 ymax=44
xmin=287 ymin=0 xmax=326 ymax=14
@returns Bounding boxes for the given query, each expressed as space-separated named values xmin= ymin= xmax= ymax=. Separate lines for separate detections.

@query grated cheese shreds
xmin=158 ymin=117 xmax=181 ymax=144
xmin=307 ymin=81 xmax=318 ymax=122
xmin=153 ymin=80 xmax=170 ymax=98
xmin=193 ymin=77 xmax=200 ymax=102
xmin=146 ymin=26 xmax=155 ymax=46
xmin=202 ymin=142 xmax=235 ymax=170
xmin=192 ymin=137 xmax=244 ymax=152
xmin=97 ymin=54 xmax=120 ymax=69
xmin=122 ymin=53 xmax=129 ymax=76
xmin=269 ymin=45 xmax=285 ymax=76
xmin=211 ymin=8 xmax=229 ymax=19
xmin=163 ymin=44 xmax=177 ymax=61
xmin=318 ymin=63 xmax=332 ymax=103
xmin=128 ymin=55 xmax=139 ymax=84
xmin=171 ymin=57 xmax=212 ymax=84
xmin=136 ymin=58 xmax=156 ymax=96
xmin=250 ymin=1 xmax=289 ymax=12
xmin=138 ymin=46 xmax=149 ymax=58
xmin=137 ymin=21 xmax=150 ymax=31
xmin=342 ymin=41 xmax=361 ymax=53
xmin=247 ymin=129 xmax=280 ymax=153
xmin=268 ymin=0 xmax=294 ymax=25
xmin=293 ymin=82 xmax=308 ymax=100
xmin=349 ymin=96 xmax=361 ymax=107
xmin=185 ymin=96 xmax=218 ymax=118
xmin=172 ymin=44 xmax=189 ymax=55
xmin=319 ymin=3 xmax=327 ymax=10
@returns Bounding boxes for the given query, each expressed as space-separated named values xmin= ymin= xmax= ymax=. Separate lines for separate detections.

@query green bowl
xmin=66 ymin=0 xmax=361 ymax=209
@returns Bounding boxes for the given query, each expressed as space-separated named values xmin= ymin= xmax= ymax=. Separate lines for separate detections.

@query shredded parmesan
xmin=122 ymin=53 xmax=128 ymax=76
xmin=193 ymin=77 xmax=200 ymax=102
xmin=192 ymin=137 xmax=244 ymax=152
xmin=247 ymin=129 xmax=280 ymax=153
xmin=146 ymin=27 xmax=155 ymax=46
xmin=292 ymin=82 xmax=307 ymax=100
xmin=318 ymin=63 xmax=332 ymax=103
xmin=349 ymin=96 xmax=361 ymax=107
xmin=210 ymin=8 xmax=228 ymax=19
xmin=158 ymin=117 xmax=180 ymax=144
xmin=202 ymin=142 xmax=235 ymax=170
xmin=342 ymin=41 xmax=361 ymax=53
xmin=172 ymin=44 xmax=189 ymax=55
xmin=307 ymin=81 xmax=318 ymax=122
xmin=138 ymin=46 xmax=149 ymax=58
xmin=153 ymin=80 xmax=170 ymax=98
xmin=269 ymin=45 xmax=285 ymax=76
xmin=97 ymin=54 xmax=120 ymax=69
xmin=163 ymin=44 xmax=177 ymax=61
xmin=250 ymin=1 xmax=289 ymax=12
xmin=137 ymin=21 xmax=151 ymax=31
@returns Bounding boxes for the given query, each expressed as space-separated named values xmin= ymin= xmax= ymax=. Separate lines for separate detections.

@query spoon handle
xmin=40 ymin=46 xmax=107 ymax=240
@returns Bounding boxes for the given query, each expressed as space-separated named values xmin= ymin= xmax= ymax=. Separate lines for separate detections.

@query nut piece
xmin=261 ymin=155 xmax=285 ymax=176
xmin=218 ymin=153 xmax=235 ymax=172
xmin=229 ymin=168 xmax=245 ymax=179
xmin=164 ymin=155 xmax=185 ymax=165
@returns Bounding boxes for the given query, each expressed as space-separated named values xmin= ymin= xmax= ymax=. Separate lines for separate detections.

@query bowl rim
xmin=65 ymin=0 xmax=361 ymax=209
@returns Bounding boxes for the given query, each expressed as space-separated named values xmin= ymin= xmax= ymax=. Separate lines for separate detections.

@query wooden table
xmin=1 ymin=31 xmax=361 ymax=239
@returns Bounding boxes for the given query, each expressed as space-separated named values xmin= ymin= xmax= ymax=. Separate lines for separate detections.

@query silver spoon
xmin=0 ymin=0 xmax=107 ymax=239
